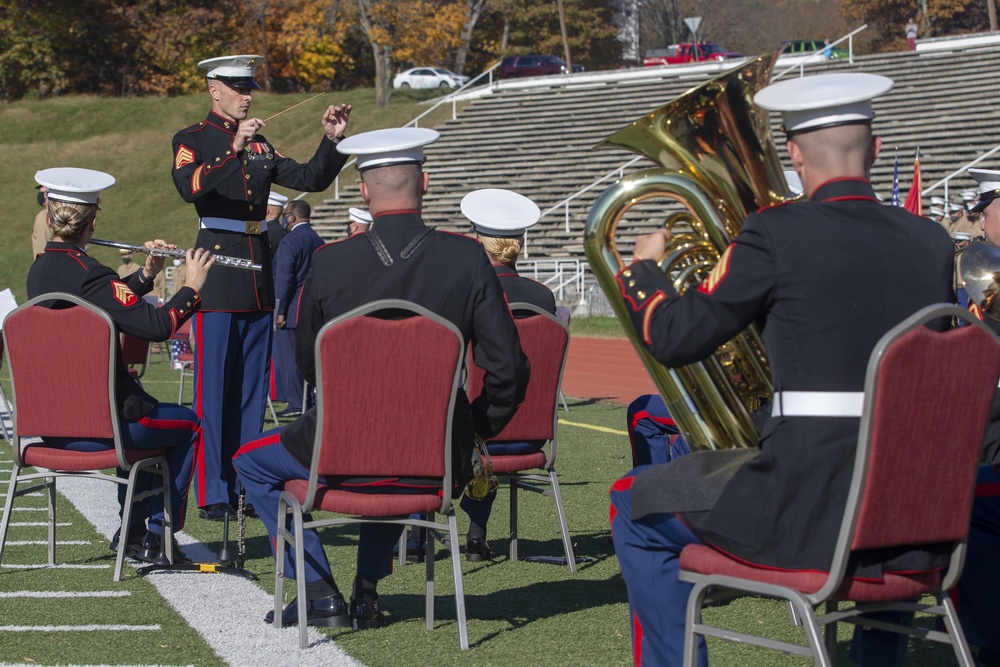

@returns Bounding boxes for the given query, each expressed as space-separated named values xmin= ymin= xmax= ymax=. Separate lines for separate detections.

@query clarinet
xmin=89 ymin=238 xmax=262 ymax=271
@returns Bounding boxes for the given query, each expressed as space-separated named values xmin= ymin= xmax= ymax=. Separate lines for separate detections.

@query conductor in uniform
xmin=234 ymin=128 xmax=529 ymax=630
xmin=607 ymin=73 xmax=955 ymax=666
xmin=170 ymin=54 xmax=352 ymax=520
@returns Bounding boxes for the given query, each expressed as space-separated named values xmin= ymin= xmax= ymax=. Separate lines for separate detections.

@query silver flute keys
xmin=89 ymin=238 xmax=262 ymax=271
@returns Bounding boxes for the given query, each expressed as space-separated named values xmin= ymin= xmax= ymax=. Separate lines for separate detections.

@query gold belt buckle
xmin=246 ymin=220 xmax=261 ymax=234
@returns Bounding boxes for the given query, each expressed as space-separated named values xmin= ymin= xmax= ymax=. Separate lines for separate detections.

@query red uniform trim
xmin=823 ymin=195 xmax=879 ymax=203
xmin=632 ymin=610 xmax=643 ymax=667
xmin=975 ymin=482 xmax=1000 ymax=498
xmin=609 ymin=475 xmax=636 ymax=526
xmin=373 ymin=209 xmax=419 ymax=218
xmin=641 ymin=293 xmax=667 ymax=344
xmin=630 ymin=410 xmax=676 ymax=430
xmin=756 ymin=199 xmax=797 ymax=214
xmin=234 ymin=432 xmax=282 ymax=460
xmin=193 ymin=313 xmax=206 ymax=502
xmin=137 ymin=415 xmax=199 ymax=431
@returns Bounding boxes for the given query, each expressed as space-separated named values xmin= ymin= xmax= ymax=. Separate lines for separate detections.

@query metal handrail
xmin=333 ymin=64 xmax=499 ymax=200
xmin=921 ymin=143 xmax=1000 ymax=206
xmin=537 ymin=156 xmax=646 ymax=234
xmin=771 ymin=24 xmax=868 ymax=81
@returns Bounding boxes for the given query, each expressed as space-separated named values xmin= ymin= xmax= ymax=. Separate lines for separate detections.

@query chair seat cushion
xmin=284 ymin=479 xmax=444 ymax=516
xmin=490 ymin=451 xmax=547 ymax=474
xmin=23 ymin=445 xmax=167 ymax=470
xmin=680 ymin=544 xmax=941 ymax=602
xmin=486 ymin=440 xmax=546 ymax=456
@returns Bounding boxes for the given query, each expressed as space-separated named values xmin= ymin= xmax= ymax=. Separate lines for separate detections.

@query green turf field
xmin=0 ymin=349 xmax=963 ymax=667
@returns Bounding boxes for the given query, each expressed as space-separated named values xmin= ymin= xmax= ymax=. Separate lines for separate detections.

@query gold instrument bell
xmin=584 ymin=52 xmax=796 ymax=451
xmin=959 ymin=239 xmax=1000 ymax=321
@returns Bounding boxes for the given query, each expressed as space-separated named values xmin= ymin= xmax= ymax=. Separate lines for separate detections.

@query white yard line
xmin=59 ymin=476 xmax=365 ymax=667
xmin=0 ymin=624 xmax=159 ymax=632
xmin=0 ymin=590 xmax=131 ymax=598
xmin=9 ymin=522 xmax=71 ymax=527
xmin=2 ymin=563 xmax=109 ymax=569
xmin=5 ymin=540 xmax=90 ymax=546
xmin=0 ymin=663 xmax=192 ymax=667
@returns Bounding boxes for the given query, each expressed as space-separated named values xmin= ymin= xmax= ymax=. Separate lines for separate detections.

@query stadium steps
xmin=312 ymin=46 xmax=1000 ymax=272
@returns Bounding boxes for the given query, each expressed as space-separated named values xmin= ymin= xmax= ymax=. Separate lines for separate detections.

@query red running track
xmin=561 ymin=336 xmax=657 ymax=405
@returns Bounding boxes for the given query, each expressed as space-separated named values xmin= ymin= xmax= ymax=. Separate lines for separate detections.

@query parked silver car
xmin=393 ymin=67 xmax=470 ymax=89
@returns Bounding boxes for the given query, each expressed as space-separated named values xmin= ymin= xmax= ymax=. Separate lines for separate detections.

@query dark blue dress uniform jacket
xmin=494 ymin=265 xmax=557 ymax=315
xmin=617 ymin=179 xmax=955 ymax=574
xmin=281 ymin=212 xmax=530 ymax=484
xmin=26 ymin=241 xmax=202 ymax=421
xmin=273 ymin=222 xmax=324 ymax=329
xmin=170 ymin=111 xmax=347 ymax=311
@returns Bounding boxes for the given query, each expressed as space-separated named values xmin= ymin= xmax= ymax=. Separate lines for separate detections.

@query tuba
xmin=958 ymin=238 xmax=1000 ymax=321
xmin=584 ymin=52 xmax=792 ymax=451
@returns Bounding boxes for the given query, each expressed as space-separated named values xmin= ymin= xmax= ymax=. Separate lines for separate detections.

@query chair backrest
xmin=120 ymin=332 xmax=151 ymax=372
xmin=2 ymin=293 xmax=122 ymax=467
xmin=306 ymin=300 xmax=465 ymax=511
xmin=824 ymin=304 xmax=1000 ymax=596
xmin=467 ymin=302 xmax=569 ymax=446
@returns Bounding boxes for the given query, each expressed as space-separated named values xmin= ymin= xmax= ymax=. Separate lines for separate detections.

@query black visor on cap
xmin=213 ymin=76 xmax=261 ymax=91
xmin=971 ymin=191 xmax=999 ymax=213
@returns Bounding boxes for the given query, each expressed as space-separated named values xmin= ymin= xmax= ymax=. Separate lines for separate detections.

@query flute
xmin=90 ymin=238 xmax=262 ymax=271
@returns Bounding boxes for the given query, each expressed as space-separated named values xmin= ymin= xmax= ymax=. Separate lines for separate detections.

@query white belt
xmin=200 ymin=217 xmax=267 ymax=235
xmin=771 ymin=391 xmax=865 ymax=418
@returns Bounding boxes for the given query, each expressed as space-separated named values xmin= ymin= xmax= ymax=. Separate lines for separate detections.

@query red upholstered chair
xmin=120 ymin=332 xmax=151 ymax=380
xmin=0 ymin=293 xmax=174 ymax=581
xmin=0 ymin=337 xmax=12 ymax=443
xmin=274 ymin=300 xmax=470 ymax=649
xmin=678 ymin=304 xmax=1000 ymax=667
xmin=466 ymin=302 xmax=577 ymax=572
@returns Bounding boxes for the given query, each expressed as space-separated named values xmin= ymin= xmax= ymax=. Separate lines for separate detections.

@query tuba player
xmin=608 ymin=73 xmax=955 ymax=666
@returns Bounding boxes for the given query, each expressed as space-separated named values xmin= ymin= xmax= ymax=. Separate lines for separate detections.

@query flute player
xmin=27 ymin=167 xmax=215 ymax=563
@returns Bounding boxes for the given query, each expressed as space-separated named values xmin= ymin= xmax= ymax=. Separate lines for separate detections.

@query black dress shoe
xmin=465 ymin=537 xmax=492 ymax=562
xmin=242 ymin=503 xmax=258 ymax=519
xmin=350 ymin=596 xmax=385 ymax=630
xmin=135 ymin=531 xmax=192 ymax=564
xmin=275 ymin=407 xmax=303 ymax=419
xmin=109 ymin=525 xmax=144 ymax=557
xmin=264 ymin=594 xmax=351 ymax=627
xmin=198 ymin=502 xmax=236 ymax=521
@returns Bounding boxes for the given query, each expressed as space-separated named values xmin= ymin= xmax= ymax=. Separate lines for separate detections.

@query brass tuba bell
xmin=584 ymin=52 xmax=792 ymax=451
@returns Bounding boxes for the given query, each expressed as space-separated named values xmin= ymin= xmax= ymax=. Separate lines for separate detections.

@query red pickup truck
xmin=643 ymin=43 xmax=742 ymax=66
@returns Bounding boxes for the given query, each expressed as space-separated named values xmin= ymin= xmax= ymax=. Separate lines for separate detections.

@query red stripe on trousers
xmin=632 ymin=610 xmax=643 ymax=666
xmin=609 ymin=475 xmax=636 ymax=529
xmin=193 ymin=312 xmax=206 ymax=503
xmin=137 ymin=416 xmax=199 ymax=431
xmin=234 ymin=432 xmax=283 ymax=460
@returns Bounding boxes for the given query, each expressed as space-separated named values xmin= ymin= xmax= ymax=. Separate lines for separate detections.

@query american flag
xmin=891 ymin=148 xmax=900 ymax=206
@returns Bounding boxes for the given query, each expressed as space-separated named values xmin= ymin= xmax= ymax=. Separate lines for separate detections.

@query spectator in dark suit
xmin=272 ymin=199 xmax=323 ymax=418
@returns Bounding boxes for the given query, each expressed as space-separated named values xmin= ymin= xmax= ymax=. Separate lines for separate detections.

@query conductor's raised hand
xmin=322 ymin=104 xmax=352 ymax=142
xmin=183 ymin=247 xmax=216 ymax=294
xmin=633 ymin=229 xmax=672 ymax=263
xmin=233 ymin=117 xmax=266 ymax=153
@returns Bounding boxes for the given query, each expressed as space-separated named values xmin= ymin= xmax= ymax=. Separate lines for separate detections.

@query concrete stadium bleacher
xmin=312 ymin=43 xmax=1000 ymax=298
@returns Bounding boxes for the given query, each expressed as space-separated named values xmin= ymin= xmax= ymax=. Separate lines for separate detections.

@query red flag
xmin=903 ymin=148 xmax=922 ymax=215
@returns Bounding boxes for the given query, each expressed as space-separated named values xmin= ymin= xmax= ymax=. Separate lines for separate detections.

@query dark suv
xmin=497 ymin=55 xmax=585 ymax=79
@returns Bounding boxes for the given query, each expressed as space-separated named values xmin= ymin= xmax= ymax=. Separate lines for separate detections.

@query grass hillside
xmin=0 ymin=88 xmax=458 ymax=303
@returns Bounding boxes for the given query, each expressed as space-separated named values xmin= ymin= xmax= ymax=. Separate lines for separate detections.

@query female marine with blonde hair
xmin=459 ymin=188 xmax=557 ymax=562
xmin=26 ymin=167 xmax=215 ymax=563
